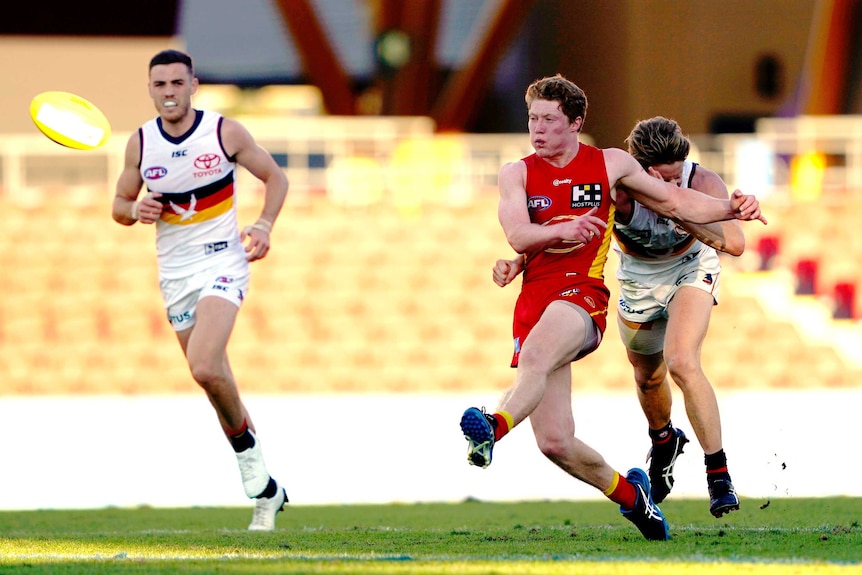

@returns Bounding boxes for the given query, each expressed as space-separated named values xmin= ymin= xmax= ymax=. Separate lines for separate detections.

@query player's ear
xmin=191 ymin=76 xmax=199 ymax=95
xmin=572 ymin=116 xmax=583 ymax=133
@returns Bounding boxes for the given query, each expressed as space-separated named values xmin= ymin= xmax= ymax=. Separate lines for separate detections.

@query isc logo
xmin=143 ymin=166 xmax=168 ymax=180
xmin=172 ymin=149 xmax=188 ymax=157
xmin=528 ymin=196 xmax=551 ymax=211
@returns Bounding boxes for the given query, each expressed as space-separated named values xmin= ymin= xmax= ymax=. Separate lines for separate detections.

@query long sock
xmin=649 ymin=421 xmax=674 ymax=445
xmin=705 ymin=449 xmax=732 ymax=482
xmin=603 ymin=471 xmax=637 ymax=510
xmin=491 ymin=411 xmax=514 ymax=442
xmin=227 ymin=419 xmax=256 ymax=453
xmin=256 ymin=477 xmax=278 ymax=499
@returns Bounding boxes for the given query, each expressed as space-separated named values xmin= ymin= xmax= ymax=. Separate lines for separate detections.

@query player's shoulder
xmin=218 ymin=116 xmax=252 ymax=139
xmin=601 ymin=146 xmax=633 ymax=162
xmin=602 ymin=147 xmax=641 ymax=183
xmin=500 ymin=158 xmax=527 ymax=176
xmin=124 ymin=127 xmax=143 ymax=153
xmin=217 ymin=115 xmax=257 ymax=155
xmin=602 ymin=146 xmax=639 ymax=171
xmin=690 ymin=163 xmax=728 ymax=196
xmin=498 ymin=158 xmax=527 ymax=190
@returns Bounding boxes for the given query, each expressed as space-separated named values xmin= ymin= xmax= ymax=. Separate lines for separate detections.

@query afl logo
xmin=528 ymin=196 xmax=551 ymax=211
xmin=194 ymin=153 xmax=221 ymax=170
xmin=144 ymin=166 xmax=168 ymax=180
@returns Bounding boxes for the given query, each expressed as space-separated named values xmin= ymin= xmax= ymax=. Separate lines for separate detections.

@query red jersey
xmin=510 ymin=144 xmax=615 ymax=366
xmin=522 ymin=144 xmax=615 ymax=282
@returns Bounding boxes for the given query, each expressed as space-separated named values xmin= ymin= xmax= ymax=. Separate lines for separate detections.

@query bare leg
xmin=664 ymin=287 xmax=722 ymax=454
xmin=496 ymin=301 xmax=591 ymax=427
xmin=529 ymin=364 xmax=616 ymax=490
xmin=176 ymin=296 xmax=251 ymax=435
xmin=629 ymin=349 xmax=673 ymax=431
xmin=497 ymin=301 xmax=616 ymax=489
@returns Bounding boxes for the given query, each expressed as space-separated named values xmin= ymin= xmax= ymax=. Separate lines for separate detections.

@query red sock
xmin=491 ymin=411 xmax=513 ymax=441
xmin=226 ymin=418 xmax=248 ymax=438
xmin=604 ymin=472 xmax=637 ymax=510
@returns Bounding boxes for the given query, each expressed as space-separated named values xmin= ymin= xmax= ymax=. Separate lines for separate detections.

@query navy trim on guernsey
xmin=216 ymin=117 xmax=236 ymax=163
xmin=687 ymin=163 xmax=697 ymax=187
xmin=156 ymin=109 xmax=205 ymax=145
xmin=136 ymin=128 xmax=144 ymax=169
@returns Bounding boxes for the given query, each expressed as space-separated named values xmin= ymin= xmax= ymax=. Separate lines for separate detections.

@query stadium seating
xmin=1 ymin=190 xmax=860 ymax=396
xmin=2 ymin=111 xmax=862 ymax=395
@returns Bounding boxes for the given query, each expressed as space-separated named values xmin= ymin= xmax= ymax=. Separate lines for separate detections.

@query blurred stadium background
xmin=1 ymin=0 xmax=861 ymax=509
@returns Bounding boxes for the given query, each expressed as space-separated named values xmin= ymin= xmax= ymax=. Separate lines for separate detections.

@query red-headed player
xmin=459 ymin=75 xmax=765 ymax=541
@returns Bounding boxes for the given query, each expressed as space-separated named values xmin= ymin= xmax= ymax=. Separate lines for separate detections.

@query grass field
xmin=1 ymin=497 xmax=861 ymax=574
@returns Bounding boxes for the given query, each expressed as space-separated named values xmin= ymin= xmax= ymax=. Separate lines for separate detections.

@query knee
xmin=634 ymin=363 xmax=667 ymax=393
xmin=664 ymin=351 xmax=700 ymax=385
xmin=188 ymin=359 xmax=221 ymax=389
xmin=536 ymin=432 xmax=570 ymax=464
xmin=517 ymin=345 xmax=552 ymax=377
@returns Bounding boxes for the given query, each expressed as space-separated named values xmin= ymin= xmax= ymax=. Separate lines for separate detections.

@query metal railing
xmin=4 ymin=114 xmax=862 ymax=208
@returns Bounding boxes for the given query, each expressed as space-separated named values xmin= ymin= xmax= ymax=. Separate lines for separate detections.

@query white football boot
xmin=248 ymin=482 xmax=289 ymax=531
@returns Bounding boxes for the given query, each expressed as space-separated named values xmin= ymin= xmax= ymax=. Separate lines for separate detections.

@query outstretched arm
xmin=606 ymin=148 xmax=767 ymax=226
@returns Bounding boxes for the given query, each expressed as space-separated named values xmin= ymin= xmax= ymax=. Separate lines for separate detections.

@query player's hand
xmin=135 ymin=192 xmax=163 ymax=225
xmin=560 ymin=207 xmax=608 ymax=243
xmin=730 ymin=189 xmax=768 ymax=224
xmin=241 ymin=221 xmax=272 ymax=261
xmin=493 ymin=256 xmax=523 ymax=287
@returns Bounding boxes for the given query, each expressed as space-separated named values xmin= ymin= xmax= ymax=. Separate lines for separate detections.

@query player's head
xmin=148 ymin=49 xmax=198 ymax=121
xmin=626 ymin=116 xmax=690 ymax=169
xmin=149 ymin=49 xmax=194 ymax=76
xmin=525 ymin=75 xmax=587 ymax=132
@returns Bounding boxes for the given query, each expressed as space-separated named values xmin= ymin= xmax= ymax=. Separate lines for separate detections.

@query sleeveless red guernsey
xmin=510 ymin=144 xmax=615 ymax=367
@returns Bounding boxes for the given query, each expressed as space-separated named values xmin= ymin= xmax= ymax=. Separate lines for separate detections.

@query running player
xmin=112 ymin=49 xmax=289 ymax=531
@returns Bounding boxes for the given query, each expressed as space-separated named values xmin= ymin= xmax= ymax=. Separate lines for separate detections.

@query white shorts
xmin=616 ymin=248 xmax=720 ymax=355
xmin=159 ymin=258 xmax=250 ymax=332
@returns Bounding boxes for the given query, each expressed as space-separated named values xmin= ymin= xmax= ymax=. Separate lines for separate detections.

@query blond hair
xmin=626 ymin=116 xmax=690 ymax=168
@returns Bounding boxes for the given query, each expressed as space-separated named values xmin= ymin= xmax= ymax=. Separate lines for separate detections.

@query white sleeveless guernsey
xmin=139 ymin=110 xmax=247 ymax=281
xmin=613 ymin=160 xmax=712 ymax=274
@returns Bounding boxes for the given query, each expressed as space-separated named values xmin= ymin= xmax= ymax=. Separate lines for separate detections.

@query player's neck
xmin=160 ymin=110 xmax=197 ymax=138
xmin=540 ymin=140 xmax=580 ymax=168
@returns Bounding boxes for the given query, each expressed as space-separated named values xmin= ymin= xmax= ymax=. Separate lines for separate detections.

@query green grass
xmin=1 ymin=497 xmax=860 ymax=574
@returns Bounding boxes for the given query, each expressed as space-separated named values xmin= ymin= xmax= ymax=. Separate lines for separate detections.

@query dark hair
xmin=525 ymin=74 xmax=588 ymax=130
xmin=626 ymin=116 xmax=690 ymax=169
xmin=149 ymin=49 xmax=194 ymax=74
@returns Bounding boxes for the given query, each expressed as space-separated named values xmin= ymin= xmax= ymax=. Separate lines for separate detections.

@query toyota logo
xmin=194 ymin=153 xmax=221 ymax=170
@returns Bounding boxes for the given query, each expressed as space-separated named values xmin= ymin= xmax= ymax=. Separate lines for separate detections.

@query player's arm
xmin=671 ymin=166 xmax=746 ymax=256
xmin=606 ymin=148 xmax=767 ymax=225
xmin=221 ymin=118 xmax=289 ymax=261
xmin=498 ymin=161 xmax=606 ymax=253
xmin=112 ymin=131 xmax=162 ymax=226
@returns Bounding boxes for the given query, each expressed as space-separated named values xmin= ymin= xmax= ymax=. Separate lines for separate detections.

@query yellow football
xmin=30 ymin=91 xmax=111 ymax=150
